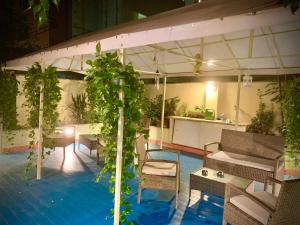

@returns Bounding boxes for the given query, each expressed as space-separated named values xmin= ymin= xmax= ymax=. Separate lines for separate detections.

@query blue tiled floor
xmin=0 ymin=144 xmax=224 ymax=225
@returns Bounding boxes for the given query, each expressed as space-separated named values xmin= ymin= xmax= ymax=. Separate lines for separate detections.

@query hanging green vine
xmin=86 ymin=44 xmax=146 ymax=224
xmin=28 ymin=0 xmax=61 ymax=26
xmin=282 ymin=77 xmax=300 ymax=166
xmin=0 ymin=69 xmax=19 ymax=142
xmin=23 ymin=62 xmax=61 ymax=173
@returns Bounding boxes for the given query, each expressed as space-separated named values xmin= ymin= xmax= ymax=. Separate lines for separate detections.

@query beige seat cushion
xmin=142 ymin=161 xmax=177 ymax=176
xmin=230 ymin=195 xmax=270 ymax=225
xmin=207 ymin=151 xmax=274 ymax=171
xmin=250 ymin=191 xmax=277 ymax=209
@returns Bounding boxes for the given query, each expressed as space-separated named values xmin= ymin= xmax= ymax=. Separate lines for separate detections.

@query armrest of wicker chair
xmin=146 ymin=149 xmax=180 ymax=162
xmin=225 ymin=183 xmax=275 ymax=214
xmin=204 ymin=142 xmax=220 ymax=155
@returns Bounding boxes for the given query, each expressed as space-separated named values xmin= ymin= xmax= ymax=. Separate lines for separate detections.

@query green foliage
xmin=246 ymin=91 xmax=274 ymax=135
xmin=282 ymin=77 xmax=300 ymax=166
xmin=145 ymin=94 xmax=180 ymax=126
xmin=86 ymin=44 xmax=145 ymax=224
xmin=28 ymin=0 xmax=61 ymax=26
xmin=69 ymin=93 xmax=88 ymax=124
xmin=279 ymin=0 xmax=299 ymax=14
xmin=23 ymin=63 xmax=61 ymax=173
xmin=0 ymin=69 xmax=19 ymax=141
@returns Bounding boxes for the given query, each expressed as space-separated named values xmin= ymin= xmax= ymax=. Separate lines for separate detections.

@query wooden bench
xmin=203 ymin=129 xmax=284 ymax=182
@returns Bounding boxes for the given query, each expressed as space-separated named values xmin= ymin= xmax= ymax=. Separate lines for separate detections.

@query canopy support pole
xmin=160 ymin=75 xmax=167 ymax=149
xmin=36 ymin=80 xmax=44 ymax=180
xmin=114 ymin=48 xmax=125 ymax=225
xmin=234 ymin=74 xmax=241 ymax=129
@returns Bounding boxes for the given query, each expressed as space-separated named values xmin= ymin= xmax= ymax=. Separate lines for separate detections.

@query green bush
xmin=246 ymin=92 xmax=274 ymax=135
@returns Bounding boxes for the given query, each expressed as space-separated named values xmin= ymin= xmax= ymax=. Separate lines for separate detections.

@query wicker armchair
xmin=135 ymin=134 xmax=180 ymax=208
xmin=223 ymin=177 xmax=300 ymax=225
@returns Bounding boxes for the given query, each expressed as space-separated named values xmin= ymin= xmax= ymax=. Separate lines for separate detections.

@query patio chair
xmin=135 ymin=134 xmax=180 ymax=208
xmin=223 ymin=177 xmax=300 ymax=225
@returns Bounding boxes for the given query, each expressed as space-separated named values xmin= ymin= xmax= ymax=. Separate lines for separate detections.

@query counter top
xmin=169 ymin=116 xmax=248 ymax=127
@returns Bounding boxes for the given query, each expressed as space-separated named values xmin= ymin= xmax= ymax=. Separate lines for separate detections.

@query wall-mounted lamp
xmin=206 ymin=81 xmax=217 ymax=97
xmin=64 ymin=127 xmax=74 ymax=136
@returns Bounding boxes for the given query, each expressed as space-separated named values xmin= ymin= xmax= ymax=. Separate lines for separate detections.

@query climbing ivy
xmin=0 ymin=69 xmax=19 ymax=142
xmin=86 ymin=44 xmax=146 ymax=224
xmin=23 ymin=63 xmax=61 ymax=173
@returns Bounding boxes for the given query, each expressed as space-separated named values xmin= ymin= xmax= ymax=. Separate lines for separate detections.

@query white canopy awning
xmin=5 ymin=0 xmax=300 ymax=77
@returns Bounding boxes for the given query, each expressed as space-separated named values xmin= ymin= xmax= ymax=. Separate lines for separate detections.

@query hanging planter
xmin=23 ymin=63 xmax=61 ymax=174
xmin=86 ymin=44 xmax=146 ymax=224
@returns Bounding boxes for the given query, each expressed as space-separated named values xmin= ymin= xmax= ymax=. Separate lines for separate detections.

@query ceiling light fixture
xmin=206 ymin=60 xmax=215 ymax=66
xmin=243 ymin=74 xmax=253 ymax=88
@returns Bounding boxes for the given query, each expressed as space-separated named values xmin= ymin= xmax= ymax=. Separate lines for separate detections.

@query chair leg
xmin=175 ymin=175 xmax=179 ymax=208
xmin=137 ymin=182 xmax=142 ymax=204
xmin=175 ymin=188 xmax=179 ymax=208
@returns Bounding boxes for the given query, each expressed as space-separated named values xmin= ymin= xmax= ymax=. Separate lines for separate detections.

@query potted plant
xmin=145 ymin=94 xmax=180 ymax=127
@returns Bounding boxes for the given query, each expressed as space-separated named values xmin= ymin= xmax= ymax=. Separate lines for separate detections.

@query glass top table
xmin=189 ymin=167 xmax=252 ymax=198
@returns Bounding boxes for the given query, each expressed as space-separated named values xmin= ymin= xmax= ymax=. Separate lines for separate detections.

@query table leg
xmin=96 ymin=152 xmax=99 ymax=165
xmin=73 ymin=143 xmax=75 ymax=153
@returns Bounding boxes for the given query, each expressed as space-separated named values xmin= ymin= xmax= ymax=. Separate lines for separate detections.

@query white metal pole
xmin=234 ymin=74 xmax=242 ymax=129
xmin=0 ymin=116 xmax=3 ymax=153
xmin=36 ymin=81 xmax=44 ymax=180
xmin=160 ymin=75 xmax=167 ymax=148
xmin=114 ymin=48 xmax=125 ymax=225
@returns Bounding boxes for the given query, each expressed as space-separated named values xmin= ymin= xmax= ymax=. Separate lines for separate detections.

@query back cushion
xmin=220 ymin=129 xmax=284 ymax=159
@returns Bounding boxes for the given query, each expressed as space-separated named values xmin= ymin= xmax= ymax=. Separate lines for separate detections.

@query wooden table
xmin=189 ymin=167 xmax=251 ymax=198
xmin=78 ymin=134 xmax=104 ymax=164
xmin=44 ymin=132 xmax=75 ymax=157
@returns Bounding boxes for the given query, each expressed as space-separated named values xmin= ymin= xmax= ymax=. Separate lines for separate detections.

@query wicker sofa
xmin=203 ymin=129 xmax=284 ymax=182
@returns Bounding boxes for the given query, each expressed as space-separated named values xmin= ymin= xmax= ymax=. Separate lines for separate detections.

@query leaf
xmin=96 ymin=43 xmax=101 ymax=56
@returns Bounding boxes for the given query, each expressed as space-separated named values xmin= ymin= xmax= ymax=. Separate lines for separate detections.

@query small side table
xmin=189 ymin=167 xmax=251 ymax=198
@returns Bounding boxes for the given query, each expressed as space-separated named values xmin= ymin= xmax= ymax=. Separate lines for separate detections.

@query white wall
xmin=145 ymin=81 xmax=281 ymax=125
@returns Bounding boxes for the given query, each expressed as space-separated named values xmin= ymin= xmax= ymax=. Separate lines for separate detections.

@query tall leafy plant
xmin=86 ymin=44 xmax=145 ymax=224
xmin=0 ymin=69 xmax=19 ymax=141
xmin=23 ymin=63 xmax=61 ymax=173
xmin=69 ymin=93 xmax=88 ymax=124
xmin=246 ymin=91 xmax=274 ymax=135
xmin=282 ymin=77 xmax=300 ymax=166
xmin=145 ymin=94 xmax=180 ymax=127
